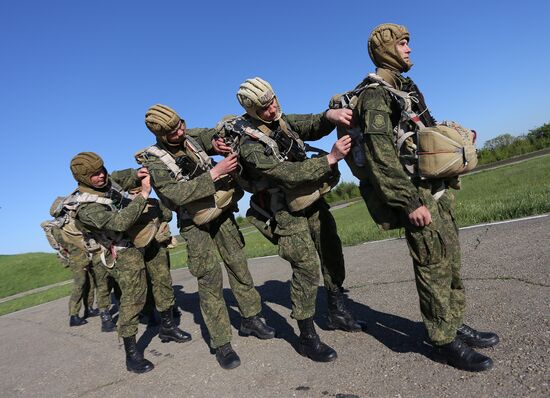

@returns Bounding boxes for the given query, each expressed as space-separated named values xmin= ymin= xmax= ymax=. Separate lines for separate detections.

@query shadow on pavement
xmin=164 ymin=280 xmax=431 ymax=361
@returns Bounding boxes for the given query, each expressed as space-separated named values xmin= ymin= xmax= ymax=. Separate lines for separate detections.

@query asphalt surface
xmin=0 ymin=215 xmax=548 ymax=398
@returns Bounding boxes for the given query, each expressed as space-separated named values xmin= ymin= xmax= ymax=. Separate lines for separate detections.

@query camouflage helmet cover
xmin=368 ymin=23 xmax=411 ymax=72
xmin=70 ymin=152 xmax=106 ymax=187
xmin=236 ymin=77 xmax=282 ymax=122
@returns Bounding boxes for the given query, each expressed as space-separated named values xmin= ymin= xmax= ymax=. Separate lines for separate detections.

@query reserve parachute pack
xmin=221 ymin=115 xmax=339 ymax=213
xmin=330 ymin=73 xmax=478 ymax=181
xmin=124 ymin=187 xmax=173 ymax=249
xmin=135 ymin=136 xmax=242 ymax=226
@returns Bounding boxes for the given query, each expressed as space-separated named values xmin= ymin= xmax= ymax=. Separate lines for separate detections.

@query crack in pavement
xmin=347 ymin=275 xmax=549 ymax=289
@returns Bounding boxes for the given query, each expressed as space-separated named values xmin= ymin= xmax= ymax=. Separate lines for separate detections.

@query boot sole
xmin=297 ymin=347 xmax=338 ymax=363
xmin=326 ymin=320 xmax=363 ymax=333
xmin=159 ymin=334 xmax=192 ymax=343
xmin=239 ymin=327 xmax=275 ymax=340
xmin=326 ymin=324 xmax=362 ymax=333
xmin=217 ymin=359 xmax=241 ymax=370
xmin=126 ymin=364 xmax=155 ymax=374
xmin=432 ymin=352 xmax=494 ymax=372
xmin=69 ymin=321 xmax=88 ymax=327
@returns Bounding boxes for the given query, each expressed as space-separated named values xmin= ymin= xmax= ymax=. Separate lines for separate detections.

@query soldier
xmin=70 ymin=152 xmax=164 ymax=373
xmin=213 ymin=77 xmax=356 ymax=363
xmin=333 ymin=23 xmax=499 ymax=371
xmin=93 ymin=264 xmax=118 ymax=332
xmin=47 ymin=222 xmax=98 ymax=326
xmin=94 ymin=186 xmax=189 ymax=343
xmin=140 ymin=104 xmax=275 ymax=370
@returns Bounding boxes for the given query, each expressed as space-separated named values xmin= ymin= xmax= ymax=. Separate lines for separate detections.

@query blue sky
xmin=1 ymin=0 xmax=549 ymax=254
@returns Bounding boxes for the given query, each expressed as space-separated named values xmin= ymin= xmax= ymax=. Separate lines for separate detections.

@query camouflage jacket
xmin=223 ymin=112 xmax=336 ymax=190
xmin=354 ymin=74 xmax=426 ymax=224
xmin=137 ymin=129 xmax=217 ymax=220
xmin=221 ymin=112 xmax=337 ymax=234
xmin=75 ymin=168 xmax=147 ymax=236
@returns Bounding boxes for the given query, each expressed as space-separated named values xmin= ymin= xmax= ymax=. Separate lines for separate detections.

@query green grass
xmin=0 ymin=284 xmax=72 ymax=316
xmin=453 ymin=156 xmax=550 ymax=224
xmin=0 ymin=252 xmax=72 ymax=299
xmin=1 ymin=155 xmax=549 ymax=314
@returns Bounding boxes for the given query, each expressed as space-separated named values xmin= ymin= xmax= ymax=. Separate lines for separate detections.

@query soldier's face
xmin=256 ymin=98 xmax=278 ymax=122
xmin=166 ymin=120 xmax=186 ymax=144
xmin=90 ymin=169 xmax=107 ymax=187
xmin=396 ymin=39 xmax=412 ymax=67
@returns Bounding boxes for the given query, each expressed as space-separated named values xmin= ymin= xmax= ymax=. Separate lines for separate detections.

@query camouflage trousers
xmin=306 ymin=199 xmax=346 ymax=291
xmin=405 ymin=189 xmax=465 ymax=345
xmin=93 ymin=247 xmax=147 ymax=338
xmin=93 ymin=261 xmax=117 ymax=311
xmin=180 ymin=212 xmax=261 ymax=349
xmin=276 ymin=199 xmax=346 ymax=320
xmin=142 ymin=241 xmax=175 ymax=313
xmin=68 ymin=261 xmax=96 ymax=316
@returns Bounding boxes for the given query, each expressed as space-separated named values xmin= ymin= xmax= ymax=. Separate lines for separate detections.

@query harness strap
xmin=184 ymin=136 xmax=212 ymax=169
xmin=143 ymin=145 xmax=186 ymax=181
xmin=238 ymin=120 xmax=285 ymax=162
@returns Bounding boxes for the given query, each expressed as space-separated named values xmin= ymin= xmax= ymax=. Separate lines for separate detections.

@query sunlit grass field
xmin=1 ymin=155 xmax=548 ymax=315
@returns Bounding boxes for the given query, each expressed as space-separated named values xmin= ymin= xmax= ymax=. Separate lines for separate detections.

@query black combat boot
xmin=172 ymin=305 xmax=182 ymax=318
xmin=457 ymin=324 xmax=500 ymax=348
xmin=215 ymin=343 xmax=241 ymax=370
xmin=69 ymin=315 xmax=87 ymax=327
xmin=158 ymin=308 xmax=192 ymax=343
xmin=240 ymin=314 xmax=276 ymax=339
xmin=326 ymin=287 xmax=362 ymax=332
xmin=123 ymin=335 xmax=154 ymax=374
xmin=100 ymin=310 xmax=116 ymax=332
xmin=432 ymin=338 xmax=493 ymax=372
xmin=297 ymin=317 xmax=338 ymax=362
xmin=84 ymin=307 xmax=100 ymax=318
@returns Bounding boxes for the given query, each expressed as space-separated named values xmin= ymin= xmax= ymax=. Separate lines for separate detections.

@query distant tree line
xmin=477 ymin=122 xmax=550 ymax=164
xmin=324 ymin=181 xmax=361 ymax=204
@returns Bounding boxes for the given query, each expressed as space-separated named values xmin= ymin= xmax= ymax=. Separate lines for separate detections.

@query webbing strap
xmin=143 ymin=145 xmax=185 ymax=181
xmin=184 ymin=136 xmax=212 ymax=169
xmin=240 ymin=121 xmax=285 ymax=163
xmin=249 ymin=200 xmax=273 ymax=227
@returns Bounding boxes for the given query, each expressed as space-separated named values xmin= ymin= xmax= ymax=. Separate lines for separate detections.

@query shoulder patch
xmin=367 ymin=110 xmax=389 ymax=134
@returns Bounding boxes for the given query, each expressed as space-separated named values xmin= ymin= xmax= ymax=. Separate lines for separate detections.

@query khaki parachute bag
xmin=135 ymin=139 xmax=241 ymax=226
xmin=330 ymin=73 xmax=478 ymax=180
xmin=416 ymin=121 xmax=477 ymax=178
xmin=41 ymin=195 xmax=102 ymax=265
xmin=123 ymin=185 xmax=173 ymax=248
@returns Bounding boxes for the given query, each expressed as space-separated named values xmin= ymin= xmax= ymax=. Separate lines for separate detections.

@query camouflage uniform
xmin=51 ymin=227 xmax=96 ymax=316
xmin=93 ymin=261 xmax=114 ymax=311
xmin=224 ymin=112 xmax=344 ymax=320
xmin=141 ymin=134 xmax=262 ymax=349
xmin=352 ymin=64 xmax=465 ymax=346
xmin=76 ymin=169 xmax=148 ymax=338
xmin=92 ymin=195 xmax=176 ymax=316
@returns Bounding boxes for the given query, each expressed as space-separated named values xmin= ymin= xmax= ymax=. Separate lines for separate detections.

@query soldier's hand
xmin=210 ymin=153 xmax=238 ymax=181
xmin=212 ymin=137 xmax=232 ymax=155
xmin=326 ymin=108 xmax=353 ymax=129
xmin=137 ymin=167 xmax=149 ymax=178
xmin=408 ymin=205 xmax=432 ymax=227
xmin=140 ymin=174 xmax=151 ymax=199
xmin=327 ymin=135 xmax=352 ymax=166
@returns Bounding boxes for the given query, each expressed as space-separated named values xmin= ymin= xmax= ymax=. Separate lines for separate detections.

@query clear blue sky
xmin=1 ymin=0 xmax=549 ymax=254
